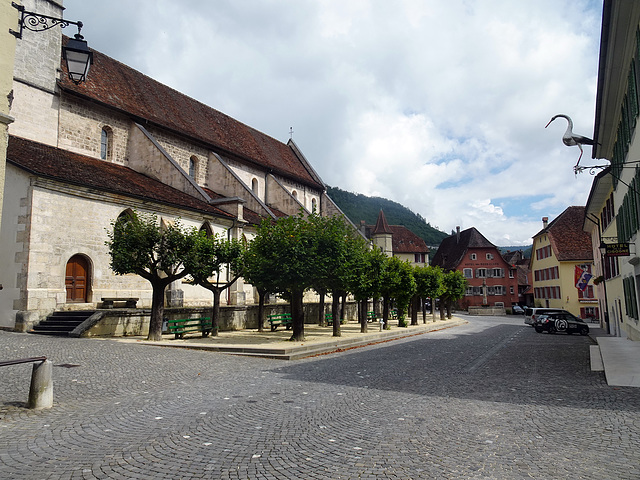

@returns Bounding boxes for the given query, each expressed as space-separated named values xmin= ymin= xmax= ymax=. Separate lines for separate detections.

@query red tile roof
xmin=389 ymin=226 xmax=429 ymax=253
xmin=537 ymin=206 xmax=593 ymax=261
xmin=58 ymin=37 xmax=323 ymax=191
xmin=431 ymin=227 xmax=496 ymax=271
xmin=372 ymin=209 xmax=393 ymax=234
xmin=7 ymin=135 xmax=234 ymax=220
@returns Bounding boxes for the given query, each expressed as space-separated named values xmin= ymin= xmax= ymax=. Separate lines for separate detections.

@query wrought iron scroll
xmin=9 ymin=2 xmax=82 ymax=39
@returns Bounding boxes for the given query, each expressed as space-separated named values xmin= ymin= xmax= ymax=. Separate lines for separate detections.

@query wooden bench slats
xmin=267 ymin=313 xmax=292 ymax=332
xmin=167 ymin=318 xmax=212 ymax=339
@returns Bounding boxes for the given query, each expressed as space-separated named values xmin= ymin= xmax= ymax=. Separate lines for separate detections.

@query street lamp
xmin=9 ymin=2 xmax=93 ymax=85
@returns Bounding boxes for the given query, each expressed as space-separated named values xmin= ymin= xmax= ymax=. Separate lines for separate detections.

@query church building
xmin=1 ymin=0 xmax=343 ymax=332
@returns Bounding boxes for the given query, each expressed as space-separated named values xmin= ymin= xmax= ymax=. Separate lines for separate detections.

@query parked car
xmin=533 ymin=312 xmax=590 ymax=335
xmin=524 ymin=307 xmax=566 ymax=325
xmin=512 ymin=305 xmax=524 ymax=315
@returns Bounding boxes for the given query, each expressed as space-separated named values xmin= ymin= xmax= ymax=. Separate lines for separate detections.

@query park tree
xmin=420 ymin=265 xmax=445 ymax=322
xmin=379 ymin=256 xmax=416 ymax=328
xmin=310 ymin=214 xmax=368 ymax=337
xmin=184 ymin=232 xmax=244 ymax=336
xmin=246 ymin=212 xmax=315 ymax=341
xmin=106 ymin=212 xmax=196 ymax=341
xmin=349 ymin=245 xmax=387 ymax=333
xmin=241 ymin=239 xmax=277 ymax=333
xmin=440 ymin=270 xmax=468 ymax=319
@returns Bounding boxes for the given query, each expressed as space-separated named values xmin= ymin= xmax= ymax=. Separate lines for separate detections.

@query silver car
xmin=524 ymin=307 xmax=566 ymax=326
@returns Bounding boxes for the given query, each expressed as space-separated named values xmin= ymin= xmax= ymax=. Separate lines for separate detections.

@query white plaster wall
xmin=8 ymin=81 xmax=59 ymax=146
xmin=0 ymin=165 xmax=29 ymax=328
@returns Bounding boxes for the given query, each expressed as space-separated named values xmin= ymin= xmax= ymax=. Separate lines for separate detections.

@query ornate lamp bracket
xmin=9 ymin=1 xmax=83 ymax=39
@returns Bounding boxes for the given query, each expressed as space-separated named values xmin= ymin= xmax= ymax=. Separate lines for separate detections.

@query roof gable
xmin=537 ymin=206 xmax=593 ymax=262
xmin=431 ymin=227 xmax=496 ymax=270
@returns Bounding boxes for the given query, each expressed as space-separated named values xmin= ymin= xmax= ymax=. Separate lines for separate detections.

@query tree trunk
xmin=439 ymin=299 xmax=446 ymax=320
xmin=359 ymin=300 xmax=367 ymax=333
xmin=382 ymin=297 xmax=390 ymax=329
xmin=147 ymin=282 xmax=167 ymax=341
xmin=411 ymin=296 xmax=419 ymax=325
xmin=211 ymin=288 xmax=221 ymax=336
xmin=340 ymin=292 xmax=346 ymax=323
xmin=422 ymin=298 xmax=427 ymax=324
xmin=332 ymin=293 xmax=341 ymax=337
xmin=318 ymin=289 xmax=326 ymax=326
xmin=290 ymin=289 xmax=305 ymax=341
xmin=446 ymin=300 xmax=452 ymax=319
xmin=257 ymin=289 xmax=266 ymax=332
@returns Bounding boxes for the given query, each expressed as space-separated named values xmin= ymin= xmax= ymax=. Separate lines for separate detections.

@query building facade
xmin=431 ymin=227 xmax=518 ymax=309
xmin=530 ymin=208 xmax=598 ymax=319
xmin=590 ymin=0 xmax=640 ymax=340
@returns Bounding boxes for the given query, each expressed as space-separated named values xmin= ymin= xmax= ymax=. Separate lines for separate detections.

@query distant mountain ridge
xmin=327 ymin=186 xmax=449 ymax=246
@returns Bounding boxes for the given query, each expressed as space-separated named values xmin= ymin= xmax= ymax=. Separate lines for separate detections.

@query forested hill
xmin=327 ymin=186 xmax=449 ymax=246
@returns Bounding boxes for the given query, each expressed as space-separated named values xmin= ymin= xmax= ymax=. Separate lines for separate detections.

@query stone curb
xmin=132 ymin=317 xmax=468 ymax=360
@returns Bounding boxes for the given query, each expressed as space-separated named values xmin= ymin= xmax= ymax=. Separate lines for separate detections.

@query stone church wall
xmin=58 ymin=96 xmax=130 ymax=165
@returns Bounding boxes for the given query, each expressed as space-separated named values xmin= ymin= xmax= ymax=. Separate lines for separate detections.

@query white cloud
xmin=65 ymin=0 xmax=603 ymax=245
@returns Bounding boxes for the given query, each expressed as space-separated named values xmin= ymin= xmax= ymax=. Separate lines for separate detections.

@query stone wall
xmin=82 ymin=302 xmax=360 ymax=337
xmin=58 ymin=96 xmax=130 ymax=165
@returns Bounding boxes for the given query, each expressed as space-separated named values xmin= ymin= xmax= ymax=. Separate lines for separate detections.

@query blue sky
xmin=64 ymin=0 xmax=604 ymax=246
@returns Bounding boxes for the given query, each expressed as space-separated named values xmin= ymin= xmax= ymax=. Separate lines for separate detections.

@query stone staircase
xmin=29 ymin=311 xmax=95 ymax=336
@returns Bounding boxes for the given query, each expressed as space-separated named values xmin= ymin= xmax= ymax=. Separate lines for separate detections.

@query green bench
xmin=267 ymin=313 xmax=292 ymax=332
xmin=167 ymin=317 xmax=212 ymax=339
xmin=324 ymin=313 xmax=346 ymax=326
xmin=367 ymin=311 xmax=377 ymax=322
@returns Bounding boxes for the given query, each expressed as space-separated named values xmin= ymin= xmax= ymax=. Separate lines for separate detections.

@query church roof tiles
xmin=7 ymin=135 xmax=235 ymax=220
xmin=58 ymin=37 xmax=323 ymax=191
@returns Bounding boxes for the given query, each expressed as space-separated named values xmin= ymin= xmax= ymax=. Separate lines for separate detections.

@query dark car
xmin=533 ymin=311 xmax=590 ymax=335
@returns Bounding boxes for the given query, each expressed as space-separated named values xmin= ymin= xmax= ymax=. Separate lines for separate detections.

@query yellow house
xmin=530 ymin=207 xmax=598 ymax=319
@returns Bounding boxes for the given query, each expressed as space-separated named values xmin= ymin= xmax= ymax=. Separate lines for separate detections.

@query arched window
xmin=100 ymin=126 xmax=113 ymax=160
xmin=311 ymin=198 xmax=317 ymax=212
xmin=199 ymin=222 xmax=213 ymax=237
xmin=251 ymin=178 xmax=259 ymax=194
xmin=292 ymin=190 xmax=298 ymax=199
xmin=116 ymin=209 xmax=135 ymax=224
xmin=189 ymin=156 xmax=198 ymax=179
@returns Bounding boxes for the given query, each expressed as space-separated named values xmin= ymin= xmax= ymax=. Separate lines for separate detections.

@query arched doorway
xmin=65 ymin=255 xmax=90 ymax=303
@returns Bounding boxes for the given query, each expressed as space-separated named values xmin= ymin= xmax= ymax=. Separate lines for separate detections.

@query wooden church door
xmin=65 ymin=255 xmax=89 ymax=303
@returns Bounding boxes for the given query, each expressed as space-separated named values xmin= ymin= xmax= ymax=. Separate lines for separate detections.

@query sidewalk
xmin=113 ymin=317 xmax=468 ymax=360
xmin=589 ymin=327 xmax=640 ymax=387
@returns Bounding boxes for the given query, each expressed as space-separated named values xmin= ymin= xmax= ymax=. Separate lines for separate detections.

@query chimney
xmin=542 ymin=217 xmax=548 ymax=229
xmin=456 ymin=226 xmax=460 ymax=243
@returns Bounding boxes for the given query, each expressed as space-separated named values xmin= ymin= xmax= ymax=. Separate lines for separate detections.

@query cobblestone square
xmin=1 ymin=315 xmax=639 ymax=479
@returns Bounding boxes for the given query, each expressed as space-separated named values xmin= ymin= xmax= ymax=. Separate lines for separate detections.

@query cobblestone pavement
xmin=1 ymin=315 xmax=639 ymax=479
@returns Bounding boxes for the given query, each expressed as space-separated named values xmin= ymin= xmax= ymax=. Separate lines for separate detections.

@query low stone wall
xmin=82 ymin=302 xmax=361 ymax=337
xmin=468 ymin=306 xmax=506 ymax=316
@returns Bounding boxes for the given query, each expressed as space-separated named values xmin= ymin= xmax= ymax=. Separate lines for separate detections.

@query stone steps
xmin=29 ymin=311 xmax=95 ymax=337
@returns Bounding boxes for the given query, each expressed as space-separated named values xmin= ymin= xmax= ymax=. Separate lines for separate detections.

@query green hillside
xmin=327 ymin=186 xmax=449 ymax=246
